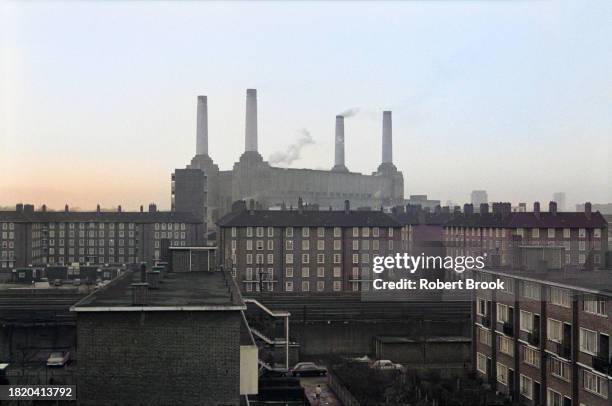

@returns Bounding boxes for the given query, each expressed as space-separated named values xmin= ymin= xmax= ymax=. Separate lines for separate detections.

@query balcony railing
xmin=482 ymin=316 xmax=491 ymax=328
xmin=527 ymin=332 xmax=540 ymax=346
xmin=593 ymin=355 xmax=611 ymax=375
xmin=555 ymin=341 xmax=571 ymax=358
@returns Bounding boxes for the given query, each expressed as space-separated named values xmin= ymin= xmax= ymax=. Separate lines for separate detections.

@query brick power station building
xmin=174 ymin=89 xmax=405 ymax=230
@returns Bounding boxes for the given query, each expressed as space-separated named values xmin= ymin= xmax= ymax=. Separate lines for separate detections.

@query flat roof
xmin=480 ymin=268 xmax=612 ymax=297
xmin=71 ymin=270 xmax=245 ymax=312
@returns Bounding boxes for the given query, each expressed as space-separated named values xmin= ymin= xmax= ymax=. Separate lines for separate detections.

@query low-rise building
xmin=471 ymin=267 xmax=612 ymax=406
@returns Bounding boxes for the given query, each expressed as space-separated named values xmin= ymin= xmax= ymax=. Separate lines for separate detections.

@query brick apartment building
xmin=217 ymin=200 xmax=402 ymax=294
xmin=445 ymin=202 xmax=608 ymax=271
xmin=471 ymin=268 xmax=611 ymax=406
xmin=0 ymin=203 xmax=204 ymax=271
xmin=71 ymin=270 xmax=257 ymax=405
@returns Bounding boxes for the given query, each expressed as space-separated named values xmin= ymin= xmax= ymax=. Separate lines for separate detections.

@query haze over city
xmin=1 ymin=0 xmax=611 ymax=210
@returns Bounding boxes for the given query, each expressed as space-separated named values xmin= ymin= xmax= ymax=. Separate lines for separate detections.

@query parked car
xmin=53 ymin=279 xmax=62 ymax=287
xmin=370 ymin=359 xmax=404 ymax=371
xmin=46 ymin=351 xmax=70 ymax=367
xmin=290 ymin=362 xmax=327 ymax=377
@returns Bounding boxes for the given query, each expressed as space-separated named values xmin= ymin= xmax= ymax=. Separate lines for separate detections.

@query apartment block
xmin=0 ymin=203 xmax=204 ymax=271
xmin=445 ymin=202 xmax=608 ymax=271
xmin=472 ymin=268 xmax=611 ymax=406
xmin=217 ymin=200 xmax=402 ymax=294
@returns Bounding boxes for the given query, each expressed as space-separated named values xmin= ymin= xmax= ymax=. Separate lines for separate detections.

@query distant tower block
xmin=245 ymin=89 xmax=258 ymax=152
xmin=331 ymin=115 xmax=349 ymax=172
xmin=196 ymin=96 xmax=208 ymax=156
xmin=382 ymin=111 xmax=393 ymax=164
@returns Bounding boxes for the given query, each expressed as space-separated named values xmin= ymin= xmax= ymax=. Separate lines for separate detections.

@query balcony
xmin=527 ymin=332 xmax=540 ymax=346
xmin=481 ymin=316 xmax=491 ymax=328
xmin=503 ymin=322 xmax=514 ymax=337
xmin=555 ymin=341 xmax=571 ymax=358
xmin=593 ymin=355 xmax=611 ymax=375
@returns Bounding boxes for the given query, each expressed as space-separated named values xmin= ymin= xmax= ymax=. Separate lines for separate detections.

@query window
xmin=477 ymin=298 xmax=488 ymax=316
xmin=550 ymin=287 xmax=571 ymax=308
xmin=267 ymin=240 xmax=273 ymax=250
xmin=352 ymin=227 xmax=359 ymax=237
xmin=497 ymin=303 xmax=510 ymax=323
xmin=496 ymin=362 xmax=508 ymax=385
xmin=362 ymin=227 xmax=370 ymax=237
xmin=246 ymin=240 xmax=253 ymax=251
xmin=583 ymin=296 xmax=606 ymax=316
xmin=317 ymin=267 xmax=325 ymax=277
xmin=333 ymin=254 xmax=341 ymax=264
xmin=256 ymin=227 xmax=264 ymax=237
xmin=519 ymin=374 xmax=533 ymax=400
xmin=286 ymin=240 xmax=293 ymax=250
xmin=333 ymin=240 xmax=341 ymax=250
xmin=286 ymin=254 xmax=294 ymax=264
xmin=286 ymin=227 xmax=293 ymax=237
xmin=333 ymin=267 xmax=341 ymax=278
xmin=246 ymin=227 xmax=253 ymax=237
xmin=522 ymin=346 xmax=540 ymax=368
xmin=256 ymin=240 xmax=264 ymax=250
xmin=546 ymin=389 xmax=563 ymax=406
xmin=476 ymin=353 xmax=487 ymax=374
xmin=549 ymin=357 xmax=570 ymax=381
xmin=286 ymin=267 xmax=293 ymax=277
xmin=352 ymin=253 xmax=359 ymax=264
xmin=317 ymin=227 xmax=325 ymax=237
xmin=317 ymin=281 xmax=325 ymax=292
xmin=547 ymin=319 xmax=563 ymax=343
xmin=388 ymin=228 xmax=394 ymax=237
xmin=267 ymin=254 xmax=274 ymax=264
xmin=579 ymin=328 xmax=598 ymax=355
xmin=302 ymin=254 xmax=309 ymax=264
xmin=317 ymin=240 xmax=324 ymax=250
xmin=520 ymin=310 xmax=534 ymax=332
xmin=246 ymin=268 xmax=253 ymax=280
xmin=373 ymin=227 xmax=379 ymax=237
xmin=579 ymin=228 xmax=586 ymax=238
xmin=301 ymin=267 xmax=309 ymax=278
xmin=352 ymin=240 xmax=359 ymax=251
xmin=333 ymin=281 xmax=341 ymax=291
xmin=317 ymin=254 xmax=325 ymax=264
xmin=301 ymin=281 xmax=309 ymax=292
xmin=522 ymin=282 xmax=541 ymax=300
xmin=563 ymin=228 xmax=570 ymax=238
xmin=246 ymin=254 xmax=253 ymax=264
xmin=498 ymin=335 xmax=514 ymax=356
xmin=285 ymin=281 xmax=293 ymax=292
xmin=478 ymin=328 xmax=491 ymax=346
xmin=583 ymin=370 xmax=608 ymax=398
xmin=333 ymin=227 xmax=341 ymax=237
xmin=302 ymin=227 xmax=309 ymax=237
xmin=267 ymin=227 xmax=274 ymax=237
xmin=548 ymin=228 xmax=555 ymax=238
xmin=532 ymin=228 xmax=540 ymax=238
xmin=302 ymin=240 xmax=309 ymax=250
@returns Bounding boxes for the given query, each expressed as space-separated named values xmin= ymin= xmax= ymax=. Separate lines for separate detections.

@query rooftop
xmin=480 ymin=267 xmax=612 ymax=297
xmin=0 ymin=207 xmax=202 ymax=224
xmin=71 ymin=270 xmax=245 ymax=311
xmin=217 ymin=208 xmax=400 ymax=228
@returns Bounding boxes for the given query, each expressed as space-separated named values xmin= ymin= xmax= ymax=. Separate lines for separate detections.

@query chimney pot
xmin=533 ymin=201 xmax=540 ymax=217
xmin=140 ymin=205 xmax=144 ymax=213
xmin=549 ymin=201 xmax=557 ymax=216
xmin=64 ymin=204 xmax=69 ymax=213
xmin=117 ymin=205 xmax=122 ymax=213
xmin=585 ymin=202 xmax=592 ymax=219
xmin=15 ymin=203 xmax=23 ymax=212
xmin=149 ymin=203 xmax=156 ymax=213
xmin=344 ymin=200 xmax=350 ymax=214
xmin=480 ymin=203 xmax=489 ymax=215
xmin=96 ymin=204 xmax=101 ymax=213
xmin=41 ymin=204 xmax=47 ymax=212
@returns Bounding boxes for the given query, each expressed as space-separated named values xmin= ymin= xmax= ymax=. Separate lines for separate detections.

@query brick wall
xmin=77 ymin=311 xmax=241 ymax=405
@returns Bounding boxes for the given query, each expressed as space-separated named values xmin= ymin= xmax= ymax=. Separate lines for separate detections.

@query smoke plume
xmin=339 ymin=107 xmax=360 ymax=118
xmin=269 ymin=129 xmax=315 ymax=166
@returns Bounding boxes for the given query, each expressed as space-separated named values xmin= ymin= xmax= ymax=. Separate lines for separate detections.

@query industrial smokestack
xmin=382 ymin=111 xmax=392 ymax=164
xmin=245 ymin=89 xmax=258 ymax=152
xmin=196 ymin=95 xmax=208 ymax=155
xmin=332 ymin=115 xmax=348 ymax=172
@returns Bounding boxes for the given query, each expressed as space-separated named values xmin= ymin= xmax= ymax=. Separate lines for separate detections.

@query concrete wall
xmin=76 ymin=311 xmax=241 ymax=406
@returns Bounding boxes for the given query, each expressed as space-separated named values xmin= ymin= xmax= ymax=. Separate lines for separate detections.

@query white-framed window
xmin=246 ymin=240 xmax=253 ymax=250
xmin=549 ymin=357 xmax=570 ymax=381
xmin=246 ymin=254 xmax=253 ymax=264
xmin=333 ymin=254 xmax=341 ymax=264
xmin=520 ymin=310 xmax=534 ymax=332
xmin=301 ymin=281 xmax=309 ymax=292
xmin=267 ymin=254 xmax=274 ymax=264
xmin=579 ymin=228 xmax=586 ymax=238
xmin=373 ymin=227 xmax=379 ymax=237
xmin=333 ymin=281 xmax=341 ymax=291
xmin=333 ymin=227 xmax=341 ymax=237
xmin=286 ymin=240 xmax=293 ymax=250
xmin=497 ymin=303 xmax=510 ymax=323
xmin=532 ymin=228 xmax=540 ymax=238
xmin=579 ymin=328 xmax=598 ymax=355
xmin=478 ymin=328 xmax=491 ymax=346
xmin=333 ymin=240 xmax=341 ymax=250
xmin=256 ymin=240 xmax=264 ymax=250
xmin=388 ymin=228 xmax=394 ymax=237
xmin=286 ymin=267 xmax=293 ymax=277
xmin=267 ymin=240 xmax=274 ymax=250
xmin=302 ymin=240 xmax=310 ymax=250
xmin=352 ymin=227 xmax=359 ymax=237
xmin=496 ymin=362 xmax=508 ymax=385
xmin=317 ymin=281 xmax=325 ymax=292
xmin=522 ymin=281 xmax=541 ymax=300
xmin=302 ymin=253 xmax=309 ymax=264
xmin=301 ymin=267 xmax=310 ymax=278
xmin=352 ymin=253 xmax=359 ymax=264
xmin=256 ymin=227 xmax=264 ymax=237
xmin=317 ymin=254 xmax=325 ymax=264
xmin=583 ymin=296 xmax=606 ymax=316
xmin=246 ymin=227 xmax=253 ymax=237
xmin=563 ymin=228 xmax=570 ymax=238
xmin=302 ymin=227 xmax=309 ymax=238
xmin=476 ymin=353 xmax=488 ymax=375
xmin=286 ymin=253 xmax=294 ymax=264
xmin=317 ymin=227 xmax=325 ymax=238
xmin=548 ymin=228 xmax=555 ymax=238
xmin=594 ymin=228 xmax=602 ymax=238
xmin=583 ymin=369 xmax=608 ymax=398
xmin=317 ymin=240 xmax=325 ymax=250
xmin=522 ymin=346 xmax=540 ymax=368
xmin=317 ymin=267 xmax=325 ymax=277
xmin=362 ymin=227 xmax=370 ymax=237
xmin=352 ymin=240 xmax=359 ymax=251
xmin=285 ymin=281 xmax=293 ymax=292
xmin=333 ymin=266 xmax=341 ymax=278
xmin=579 ymin=241 xmax=586 ymax=251
xmin=546 ymin=389 xmax=563 ymax=406
xmin=498 ymin=335 xmax=514 ymax=356
xmin=231 ymin=227 xmax=237 ymax=237
xmin=579 ymin=254 xmax=586 ymax=264
xmin=550 ymin=287 xmax=571 ymax=308
xmin=477 ymin=298 xmax=488 ymax=316
xmin=246 ymin=267 xmax=253 ymax=280
xmin=267 ymin=227 xmax=274 ymax=237
xmin=286 ymin=227 xmax=293 ymax=237
xmin=547 ymin=319 xmax=563 ymax=343
xmin=519 ymin=374 xmax=533 ymax=400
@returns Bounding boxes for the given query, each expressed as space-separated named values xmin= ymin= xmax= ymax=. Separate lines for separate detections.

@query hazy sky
xmin=1 ymin=0 xmax=611 ymax=211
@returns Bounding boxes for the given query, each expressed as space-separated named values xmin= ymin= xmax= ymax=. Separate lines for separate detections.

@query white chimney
xmin=382 ymin=111 xmax=392 ymax=164
xmin=245 ymin=89 xmax=258 ymax=152
xmin=332 ymin=115 xmax=348 ymax=172
xmin=196 ymin=95 xmax=208 ymax=155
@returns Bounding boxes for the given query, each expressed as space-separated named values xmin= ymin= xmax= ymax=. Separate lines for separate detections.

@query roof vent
xmin=131 ymin=283 xmax=149 ymax=306
xmin=146 ymin=271 xmax=160 ymax=289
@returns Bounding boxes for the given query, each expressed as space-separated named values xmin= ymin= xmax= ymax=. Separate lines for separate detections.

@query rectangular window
xmin=285 ymin=281 xmax=293 ymax=292
xmin=520 ymin=310 xmax=534 ymax=332
xmin=532 ymin=228 xmax=540 ymax=238
xmin=583 ymin=369 xmax=608 ymax=398
xmin=333 ymin=267 xmax=341 ymax=278
xmin=549 ymin=357 xmax=570 ymax=381
xmin=286 ymin=267 xmax=293 ymax=277
xmin=317 ymin=227 xmax=325 ymax=238
xmin=498 ymin=335 xmax=514 ymax=356
xmin=579 ymin=328 xmax=598 ymax=355
xmin=317 ymin=267 xmax=325 ymax=277
xmin=333 ymin=240 xmax=341 ymax=250
xmin=496 ymin=362 xmax=508 ymax=385
xmin=333 ymin=227 xmax=341 ymax=237
xmin=301 ymin=267 xmax=309 ymax=278
xmin=550 ymin=287 xmax=571 ymax=308
xmin=476 ymin=353 xmax=487 ymax=374
xmin=302 ymin=227 xmax=309 ymax=237
xmin=583 ymin=296 xmax=606 ymax=316
xmin=548 ymin=228 xmax=555 ymax=238
xmin=547 ymin=319 xmax=563 ymax=343
xmin=267 ymin=227 xmax=274 ymax=237
xmin=497 ymin=303 xmax=510 ymax=323
xmin=352 ymin=227 xmax=359 ymax=237
xmin=478 ymin=327 xmax=491 ymax=346
xmin=317 ymin=240 xmax=325 ymax=250
xmin=286 ymin=227 xmax=293 ymax=237
xmin=522 ymin=282 xmax=541 ymax=300
xmin=522 ymin=346 xmax=540 ymax=368
xmin=302 ymin=254 xmax=309 ymax=264
xmin=546 ymin=389 xmax=562 ymax=406
xmin=563 ymin=228 xmax=570 ymax=238
xmin=352 ymin=253 xmax=359 ymax=264
xmin=246 ymin=227 xmax=253 ymax=237
xmin=333 ymin=254 xmax=341 ymax=264
xmin=519 ymin=374 xmax=533 ymax=400
xmin=302 ymin=240 xmax=310 ymax=250
xmin=333 ymin=281 xmax=341 ymax=291
xmin=317 ymin=281 xmax=325 ymax=292
xmin=301 ymin=281 xmax=309 ymax=292
xmin=286 ymin=240 xmax=293 ymax=250
xmin=317 ymin=254 xmax=325 ymax=264
xmin=286 ymin=254 xmax=293 ymax=264
xmin=362 ymin=227 xmax=370 ymax=237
